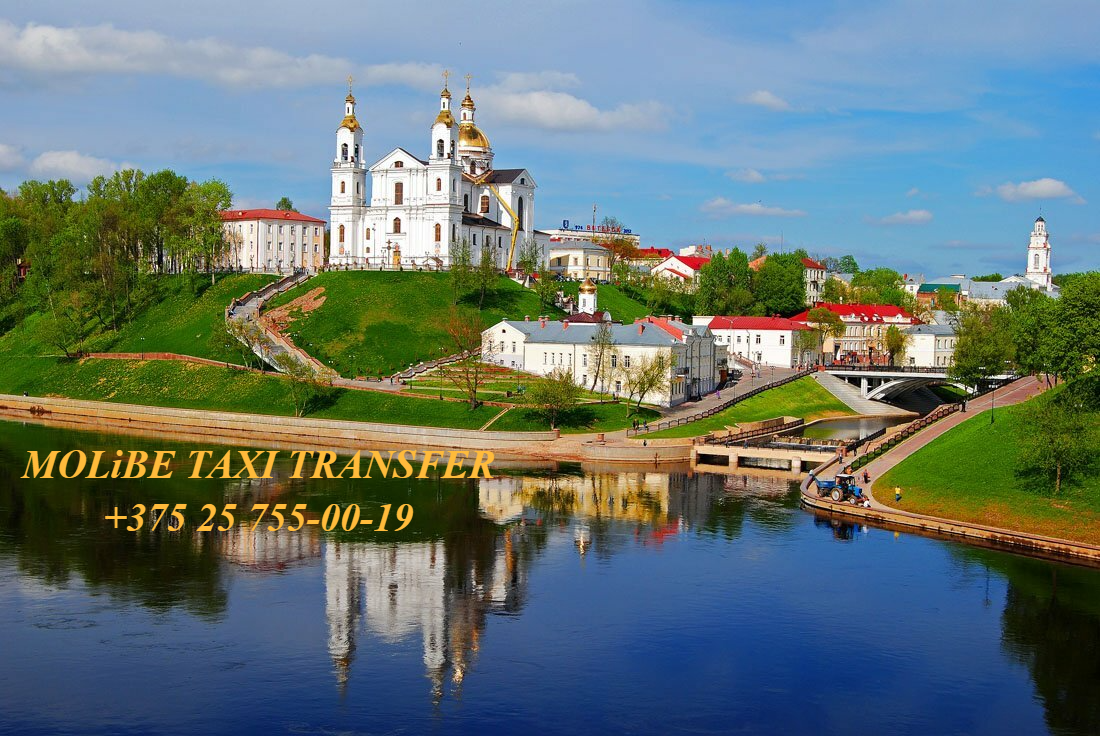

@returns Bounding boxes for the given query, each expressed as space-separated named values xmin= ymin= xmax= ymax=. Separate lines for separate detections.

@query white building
xmin=693 ymin=315 xmax=817 ymax=368
xmin=483 ymin=314 xmax=718 ymax=406
xmin=651 ymin=254 xmax=711 ymax=285
xmin=220 ymin=209 xmax=327 ymax=273
xmin=547 ymin=241 xmax=611 ymax=280
xmin=903 ymin=324 xmax=957 ymax=368
xmin=1025 ymin=216 xmax=1053 ymax=290
xmin=329 ymin=77 xmax=538 ymax=270
xmin=792 ymin=303 xmax=918 ymax=364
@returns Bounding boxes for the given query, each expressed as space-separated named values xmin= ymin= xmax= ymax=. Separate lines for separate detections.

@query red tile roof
xmin=635 ymin=247 xmax=674 ymax=259
xmin=791 ymin=303 xmax=917 ymax=323
xmin=707 ymin=316 xmax=812 ymax=331
xmin=801 ymin=257 xmax=826 ymax=271
xmin=637 ymin=316 xmax=683 ymax=340
xmin=220 ymin=209 xmax=327 ymax=224
xmin=667 ymin=255 xmax=710 ymax=270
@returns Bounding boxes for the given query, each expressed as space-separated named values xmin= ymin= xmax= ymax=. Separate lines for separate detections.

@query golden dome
xmin=345 ymin=92 xmax=356 ymax=104
xmin=441 ymin=87 xmax=452 ymax=99
xmin=458 ymin=121 xmax=490 ymax=149
xmin=434 ymin=108 xmax=455 ymax=127
xmin=339 ymin=114 xmax=360 ymax=132
xmin=579 ymin=277 xmax=597 ymax=294
xmin=461 ymin=92 xmax=475 ymax=109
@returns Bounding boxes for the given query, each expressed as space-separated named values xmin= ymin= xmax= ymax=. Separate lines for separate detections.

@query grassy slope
xmin=0 ymin=357 xmax=502 ymax=430
xmin=265 ymin=271 xmax=562 ymax=377
xmin=646 ymin=376 xmax=854 ymax=438
xmin=558 ymin=282 xmax=650 ymax=323
xmin=876 ymin=390 xmax=1100 ymax=545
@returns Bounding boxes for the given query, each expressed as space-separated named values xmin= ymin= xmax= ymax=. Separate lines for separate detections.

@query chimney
xmin=562 ymin=319 xmax=569 ymax=330
xmin=524 ymin=315 xmax=530 ymax=322
xmin=539 ymin=316 xmax=547 ymax=328
xmin=637 ymin=323 xmax=645 ymax=335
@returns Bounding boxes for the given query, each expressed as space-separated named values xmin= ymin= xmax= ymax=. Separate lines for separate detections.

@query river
xmin=1 ymin=420 xmax=1097 ymax=735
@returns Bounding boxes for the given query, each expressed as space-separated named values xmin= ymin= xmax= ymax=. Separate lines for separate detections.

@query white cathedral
xmin=329 ymin=75 xmax=538 ymax=270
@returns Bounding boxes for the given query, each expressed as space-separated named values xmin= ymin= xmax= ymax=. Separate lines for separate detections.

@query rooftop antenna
xmin=592 ymin=203 xmax=597 ymax=229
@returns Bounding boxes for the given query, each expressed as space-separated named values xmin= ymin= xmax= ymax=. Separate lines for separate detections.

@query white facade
xmin=651 ymin=255 xmax=710 ymax=285
xmin=483 ymin=316 xmax=719 ymax=406
xmin=1025 ymin=216 xmax=1053 ymax=289
xmin=802 ymin=258 xmax=827 ymax=306
xmin=904 ymin=324 xmax=957 ymax=368
xmin=693 ymin=316 xmax=816 ymax=368
xmin=329 ymin=80 xmax=537 ymax=270
xmin=221 ymin=209 xmax=326 ymax=273
xmin=547 ymin=242 xmax=611 ymax=280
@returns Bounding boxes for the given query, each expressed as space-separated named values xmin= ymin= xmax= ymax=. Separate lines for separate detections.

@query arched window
xmin=338 ymin=224 xmax=345 ymax=243
xmin=1034 ymin=253 xmax=1040 ymax=268
xmin=436 ymin=139 xmax=444 ymax=158
xmin=463 ymin=194 xmax=470 ymax=211
xmin=341 ymin=143 xmax=348 ymax=161
xmin=394 ymin=161 xmax=404 ymax=168
xmin=355 ymin=182 xmax=360 ymax=194
xmin=480 ymin=195 xmax=490 ymax=213
xmin=435 ymin=178 xmax=442 ymax=192
xmin=354 ymin=144 xmax=359 ymax=161
xmin=517 ymin=196 xmax=525 ymax=231
xmin=393 ymin=217 xmax=401 ymax=233
xmin=434 ymin=223 xmax=442 ymax=242
xmin=394 ymin=182 xmax=403 ymax=205
xmin=340 ymin=181 xmax=346 ymax=194
xmin=365 ymin=228 xmax=371 ymax=240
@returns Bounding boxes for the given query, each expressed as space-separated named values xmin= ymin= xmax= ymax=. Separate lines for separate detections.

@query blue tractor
xmin=810 ymin=472 xmax=865 ymax=503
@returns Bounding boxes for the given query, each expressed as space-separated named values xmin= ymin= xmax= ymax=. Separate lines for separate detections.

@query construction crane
xmin=475 ymin=174 xmax=521 ymax=271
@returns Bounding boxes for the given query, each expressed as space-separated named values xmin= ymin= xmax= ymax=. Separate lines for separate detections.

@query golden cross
xmin=465 ymin=73 xmax=472 ymax=92
xmin=442 ymin=69 xmax=450 ymax=89
xmin=347 ymin=74 xmax=354 ymax=93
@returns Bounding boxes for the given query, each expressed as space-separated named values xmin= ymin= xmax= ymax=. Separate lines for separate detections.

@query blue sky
xmin=0 ymin=0 xmax=1097 ymax=277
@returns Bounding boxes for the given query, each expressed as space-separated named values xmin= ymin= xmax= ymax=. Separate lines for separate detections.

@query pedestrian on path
xmin=862 ymin=469 xmax=871 ymax=485
xmin=716 ymin=390 xmax=721 ymax=399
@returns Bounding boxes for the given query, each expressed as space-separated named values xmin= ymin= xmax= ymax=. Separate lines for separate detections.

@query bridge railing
xmin=825 ymin=364 xmax=948 ymax=374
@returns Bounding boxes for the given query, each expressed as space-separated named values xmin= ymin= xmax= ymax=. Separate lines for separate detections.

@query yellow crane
xmin=475 ymin=174 xmax=521 ymax=271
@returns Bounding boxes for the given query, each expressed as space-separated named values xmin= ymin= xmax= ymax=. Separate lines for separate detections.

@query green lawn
xmin=264 ymin=271 xmax=562 ymax=377
xmin=486 ymin=401 xmax=660 ymax=434
xmin=558 ymin=282 xmax=650 ymax=323
xmin=0 ymin=273 xmax=277 ymax=364
xmin=929 ymin=384 xmax=969 ymax=402
xmin=646 ymin=376 xmax=854 ymax=438
xmin=0 ymin=357 xmax=504 ymax=430
xmin=876 ymin=382 xmax=1100 ymax=545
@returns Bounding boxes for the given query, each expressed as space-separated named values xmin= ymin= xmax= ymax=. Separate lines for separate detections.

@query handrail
xmin=627 ymin=369 xmax=812 ymax=436
xmin=847 ymin=402 xmax=960 ymax=471
xmin=703 ymin=417 xmax=805 ymax=446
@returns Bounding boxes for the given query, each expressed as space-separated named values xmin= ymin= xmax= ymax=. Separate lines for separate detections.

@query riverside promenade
xmin=800 ymin=376 xmax=1100 ymax=565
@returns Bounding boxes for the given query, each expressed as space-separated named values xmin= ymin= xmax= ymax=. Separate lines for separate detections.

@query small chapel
xmin=329 ymin=73 xmax=538 ymax=270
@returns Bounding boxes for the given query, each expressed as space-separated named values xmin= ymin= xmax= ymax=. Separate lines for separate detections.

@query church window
xmin=341 ymin=143 xmax=348 ymax=161
xmin=480 ymin=195 xmax=490 ymax=213
xmin=463 ymin=194 xmax=470 ymax=211
xmin=394 ymin=182 xmax=403 ymax=205
xmin=434 ymin=224 xmax=441 ymax=242
xmin=340 ymin=181 xmax=346 ymax=194
xmin=394 ymin=161 xmax=404 ymax=168
xmin=365 ymin=228 xmax=371 ymax=239
xmin=436 ymin=140 xmax=444 ymax=158
xmin=1034 ymin=253 xmax=1040 ymax=268
xmin=393 ymin=218 xmax=401 ymax=233
xmin=521 ymin=177 xmax=526 ymax=185
xmin=436 ymin=178 xmax=442 ymax=192
xmin=338 ymin=225 xmax=345 ymax=243
xmin=517 ymin=196 xmax=525 ymax=230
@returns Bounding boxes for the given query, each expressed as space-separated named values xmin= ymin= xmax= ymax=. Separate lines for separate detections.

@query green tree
xmin=449 ymin=237 xmax=473 ymax=305
xmin=586 ymin=321 xmax=618 ymax=395
xmin=793 ymin=327 xmax=823 ymax=365
xmin=525 ymin=368 xmax=581 ymax=429
xmin=820 ymin=276 xmax=850 ymax=303
xmin=753 ymin=251 xmax=806 ymax=315
xmin=1017 ymin=402 xmax=1098 ymax=494
xmin=475 ymin=242 xmax=497 ymax=309
xmin=620 ymin=351 xmax=673 ymax=410
xmin=533 ymin=263 xmax=558 ymax=312
xmin=593 ymin=216 xmax=638 ymax=277
xmin=1006 ymin=286 xmax=1056 ymax=382
xmin=972 ymin=272 xmax=1003 ymax=282
xmin=1047 ymin=273 xmax=1100 ymax=380
xmin=934 ymin=286 xmax=960 ymax=313
xmin=751 ymin=242 xmax=768 ymax=260
xmin=949 ymin=304 xmax=1016 ymax=389
xmin=807 ymin=307 xmax=845 ymax=360
xmin=275 ymin=196 xmax=295 ymax=211
xmin=515 ymin=235 xmax=541 ymax=275
xmin=442 ymin=307 xmax=489 ymax=409
xmin=883 ymin=324 xmax=911 ymax=366
xmin=272 ymin=353 xmax=337 ymax=417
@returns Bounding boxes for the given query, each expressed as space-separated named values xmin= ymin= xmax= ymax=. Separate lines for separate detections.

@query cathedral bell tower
xmin=330 ymin=77 xmax=368 ymax=265
xmin=430 ymin=71 xmax=458 ymax=162
xmin=1025 ymin=216 xmax=1052 ymax=290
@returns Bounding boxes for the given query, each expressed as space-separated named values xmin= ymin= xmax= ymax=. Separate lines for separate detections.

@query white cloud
xmin=727 ymin=168 xmax=767 ymax=183
xmin=29 ymin=150 xmax=122 ymax=182
xmin=0 ymin=20 xmax=439 ymax=89
xmin=482 ymin=89 xmax=668 ymax=132
xmin=494 ymin=71 xmax=581 ymax=92
xmin=992 ymin=177 xmax=1084 ymax=204
xmin=740 ymin=90 xmax=792 ymax=111
xmin=0 ymin=144 xmax=24 ymax=171
xmin=700 ymin=197 xmax=806 ymax=218
xmin=906 ymin=187 xmax=921 ymax=197
xmin=872 ymin=209 xmax=933 ymax=225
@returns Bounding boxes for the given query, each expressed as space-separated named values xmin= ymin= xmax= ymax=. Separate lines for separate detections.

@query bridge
xmin=822 ymin=365 xmax=1011 ymax=401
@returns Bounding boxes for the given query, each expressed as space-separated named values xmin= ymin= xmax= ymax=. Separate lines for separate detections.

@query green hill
xmin=558 ymin=282 xmax=650 ymax=323
xmin=265 ymin=271 xmax=562 ymax=377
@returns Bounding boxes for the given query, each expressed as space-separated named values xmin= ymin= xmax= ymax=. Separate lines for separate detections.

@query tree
xmin=533 ymin=263 xmax=558 ymax=312
xmin=272 ymin=353 xmax=337 ymax=417
xmin=753 ymin=251 xmax=806 ymax=315
xmin=41 ymin=290 xmax=91 ymax=357
xmin=222 ymin=318 xmax=268 ymax=368
xmin=807 ymin=307 xmax=845 ymax=360
xmin=751 ymin=242 xmax=768 ymax=260
xmin=972 ymin=272 xmax=1003 ymax=282
xmin=620 ymin=351 xmax=672 ymax=410
xmin=275 ymin=196 xmax=295 ymax=211
xmin=474 ymin=242 xmax=498 ymax=309
xmin=585 ymin=321 xmax=618 ymax=395
xmin=1017 ymin=402 xmax=1098 ymax=494
xmin=525 ymin=368 xmax=581 ymax=429
xmin=883 ymin=324 xmax=911 ymax=366
xmin=949 ymin=304 xmax=1016 ymax=389
xmin=1006 ymin=286 xmax=1056 ymax=382
xmin=837 ymin=255 xmax=859 ymax=274
xmin=1047 ymin=273 xmax=1100 ymax=381
xmin=593 ymin=216 xmax=638 ymax=278
xmin=820 ymin=276 xmax=851 ymax=304
xmin=515 ymin=235 xmax=541 ymax=275
xmin=442 ymin=308 xmax=491 ymax=408
xmin=449 ymin=237 xmax=473 ymax=305
xmin=793 ymin=327 xmax=823 ymax=365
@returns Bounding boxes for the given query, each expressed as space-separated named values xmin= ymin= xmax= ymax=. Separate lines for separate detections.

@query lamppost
xmin=140 ymin=336 xmax=145 ymax=360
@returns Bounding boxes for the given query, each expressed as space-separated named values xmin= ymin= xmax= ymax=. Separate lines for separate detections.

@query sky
xmin=0 ymin=0 xmax=1097 ymax=277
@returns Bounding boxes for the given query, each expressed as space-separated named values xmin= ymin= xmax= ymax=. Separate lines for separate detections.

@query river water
xmin=1 ymin=420 xmax=1098 ymax=735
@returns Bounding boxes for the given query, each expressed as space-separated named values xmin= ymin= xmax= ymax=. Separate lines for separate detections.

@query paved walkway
xmin=853 ymin=376 xmax=1047 ymax=509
